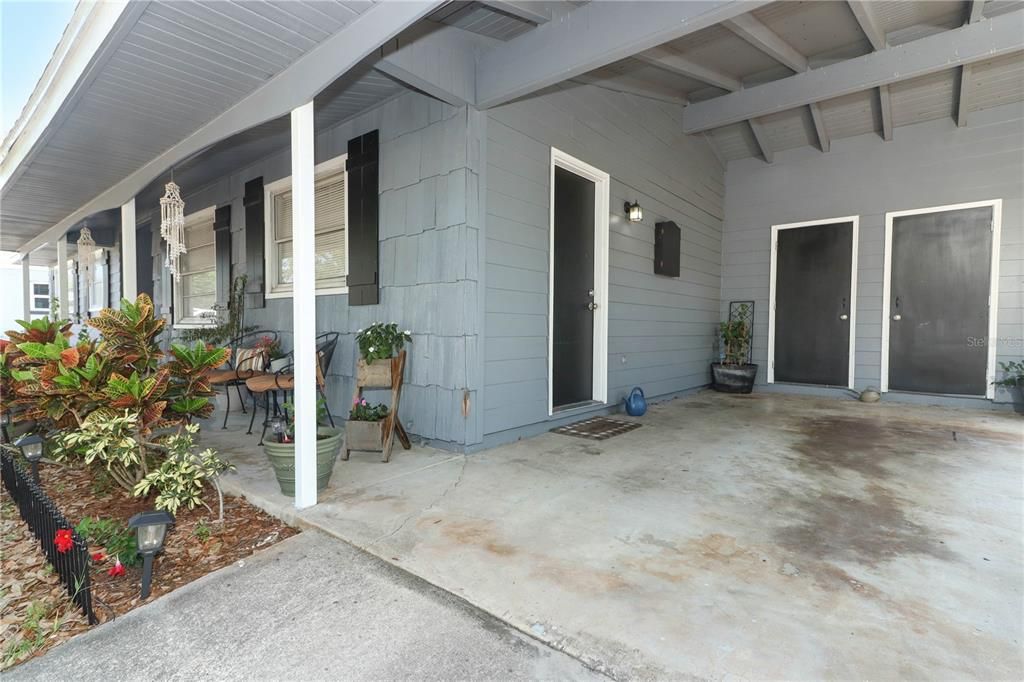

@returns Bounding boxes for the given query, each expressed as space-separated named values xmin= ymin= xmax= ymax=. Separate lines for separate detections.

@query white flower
xmin=357 ymin=328 xmax=363 ymax=334
xmin=368 ymin=346 xmax=375 ymax=353
xmin=404 ymin=330 xmax=411 ymax=335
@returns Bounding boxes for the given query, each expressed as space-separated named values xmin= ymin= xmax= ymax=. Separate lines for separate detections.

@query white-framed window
xmin=264 ymin=155 xmax=348 ymax=298
xmin=30 ymin=282 xmax=51 ymax=317
xmin=173 ymin=206 xmax=218 ymax=327
xmin=89 ymin=248 xmax=108 ymax=312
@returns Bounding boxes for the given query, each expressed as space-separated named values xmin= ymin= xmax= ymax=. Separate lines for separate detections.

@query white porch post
xmin=56 ymin=239 xmax=69 ymax=319
xmin=21 ymin=255 xmax=31 ymax=319
xmin=290 ymin=101 xmax=318 ymax=509
xmin=121 ymin=198 xmax=137 ymax=300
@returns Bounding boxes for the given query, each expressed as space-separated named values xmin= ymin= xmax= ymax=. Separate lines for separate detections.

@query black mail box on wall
xmin=654 ymin=220 xmax=680 ymax=277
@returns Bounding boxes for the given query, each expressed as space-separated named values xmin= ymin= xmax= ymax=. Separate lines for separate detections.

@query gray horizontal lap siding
xmin=143 ymin=92 xmax=482 ymax=447
xmin=483 ymin=83 xmax=725 ymax=438
xmin=721 ymin=101 xmax=1024 ymax=405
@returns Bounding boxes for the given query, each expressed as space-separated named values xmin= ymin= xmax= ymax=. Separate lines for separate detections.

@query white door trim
xmin=768 ymin=215 xmax=859 ymax=389
xmin=881 ymin=199 xmax=1001 ymax=399
xmin=548 ymin=147 xmax=610 ymax=416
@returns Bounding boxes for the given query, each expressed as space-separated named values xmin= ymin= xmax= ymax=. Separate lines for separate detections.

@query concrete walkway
xmin=9 ymin=532 xmax=598 ymax=681
xmin=203 ymin=391 xmax=1023 ymax=680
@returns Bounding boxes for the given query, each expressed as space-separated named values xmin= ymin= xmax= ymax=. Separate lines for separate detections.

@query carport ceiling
xmin=575 ymin=0 xmax=1024 ymax=162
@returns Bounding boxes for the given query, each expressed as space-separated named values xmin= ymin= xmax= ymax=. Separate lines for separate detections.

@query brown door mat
xmin=550 ymin=416 xmax=642 ymax=441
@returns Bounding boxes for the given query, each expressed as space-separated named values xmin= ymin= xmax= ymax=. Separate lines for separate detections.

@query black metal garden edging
xmin=1 ymin=450 xmax=97 ymax=624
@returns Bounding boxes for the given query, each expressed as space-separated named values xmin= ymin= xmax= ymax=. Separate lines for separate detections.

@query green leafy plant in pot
xmin=345 ymin=398 xmax=389 ymax=452
xmin=993 ymin=361 xmax=1024 ymax=415
xmin=711 ymin=304 xmax=758 ymax=393
xmin=261 ymin=398 xmax=342 ymax=496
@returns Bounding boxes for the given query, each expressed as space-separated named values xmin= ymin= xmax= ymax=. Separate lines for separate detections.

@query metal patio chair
xmin=244 ymin=332 xmax=339 ymax=445
xmin=208 ymin=330 xmax=279 ymax=429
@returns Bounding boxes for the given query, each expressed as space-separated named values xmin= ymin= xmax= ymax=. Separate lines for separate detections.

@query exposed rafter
xmin=957 ymin=64 xmax=973 ymax=127
xmin=878 ymin=84 xmax=893 ymax=140
xmin=847 ymin=1 xmax=887 ymax=50
xmin=748 ymin=118 xmax=773 ymax=163
xmin=17 ymin=0 xmax=443 ymax=255
xmin=681 ymin=12 xmax=1023 ymax=133
xmin=634 ymin=46 xmax=742 ymax=91
xmin=475 ymin=0 xmax=772 ymax=108
xmin=808 ymin=102 xmax=830 ymax=152
xmin=723 ymin=14 xmax=808 ymax=73
xmin=478 ymin=0 xmax=550 ymax=25
xmin=968 ymin=0 xmax=987 ymax=23
xmin=375 ymin=24 xmax=481 ymax=107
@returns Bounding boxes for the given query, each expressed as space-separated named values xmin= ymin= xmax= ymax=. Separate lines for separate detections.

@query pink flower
xmin=107 ymin=558 xmax=126 ymax=577
xmin=361 ymin=399 xmax=367 ymax=406
xmin=353 ymin=397 xmax=360 ymax=405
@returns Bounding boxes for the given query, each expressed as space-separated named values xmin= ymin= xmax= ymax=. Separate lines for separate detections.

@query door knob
xmin=587 ymin=301 xmax=599 ymax=311
xmin=892 ymin=314 xmax=902 ymax=321
xmin=839 ymin=314 xmax=849 ymax=320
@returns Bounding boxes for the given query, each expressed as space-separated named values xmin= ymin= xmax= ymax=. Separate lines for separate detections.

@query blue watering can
xmin=623 ymin=387 xmax=647 ymax=417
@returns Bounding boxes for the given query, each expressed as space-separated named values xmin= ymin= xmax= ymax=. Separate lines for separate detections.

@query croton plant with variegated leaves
xmin=3 ymin=294 xmax=233 ymax=518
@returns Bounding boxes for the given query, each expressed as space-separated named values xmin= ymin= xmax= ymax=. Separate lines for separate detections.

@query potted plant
xmin=354 ymin=322 xmax=412 ymax=386
xmin=261 ymin=399 xmax=342 ymax=496
xmin=254 ymin=334 xmax=287 ymax=372
xmin=345 ymin=398 xmax=389 ymax=451
xmin=994 ymin=361 xmax=1024 ymax=414
xmin=711 ymin=306 xmax=758 ymax=393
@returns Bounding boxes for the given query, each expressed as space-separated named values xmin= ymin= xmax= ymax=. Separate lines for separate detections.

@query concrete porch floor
xmin=203 ymin=391 xmax=1023 ymax=679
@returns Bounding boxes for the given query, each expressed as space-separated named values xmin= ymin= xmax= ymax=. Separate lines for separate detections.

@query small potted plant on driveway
xmin=711 ymin=305 xmax=758 ymax=393
xmin=262 ymin=399 xmax=343 ymax=496
xmin=994 ymin=361 xmax=1024 ymax=414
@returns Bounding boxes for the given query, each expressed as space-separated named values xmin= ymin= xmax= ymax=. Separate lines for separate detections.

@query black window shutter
xmin=347 ymin=130 xmax=379 ymax=306
xmin=136 ymin=224 xmax=153 ymax=299
xmin=214 ymin=205 xmax=232 ymax=307
xmin=243 ymin=177 xmax=265 ymax=309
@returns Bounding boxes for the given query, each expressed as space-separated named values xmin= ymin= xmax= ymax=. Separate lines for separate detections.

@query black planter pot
xmin=711 ymin=363 xmax=758 ymax=394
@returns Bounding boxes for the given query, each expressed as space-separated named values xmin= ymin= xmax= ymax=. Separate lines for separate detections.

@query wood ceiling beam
xmin=967 ymin=0 xmax=987 ymax=23
xmin=847 ymin=1 xmax=887 ymax=51
xmin=878 ymin=84 xmax=893 ymax=140
xmin=808 ymin=102 xmax=829 ymax=152
xmin=475 ymin=0 xmax=772 ymax=108
xmin=681 ymin=12 xmax=1023 ymax=133
xmin=723 ymin=14 xmax=808 ymax=73
xmin=478 ymin=0 xmax=550 ymax=25
xmin=375 ymin=24 xmax=482 ymax=107
xmin=634 ymin=46 xmax=742 ymax=92
xmin=748 ymin=118 xmax=773 ymax=163
xmin=957 ymin=64 xmax=973 ymax=127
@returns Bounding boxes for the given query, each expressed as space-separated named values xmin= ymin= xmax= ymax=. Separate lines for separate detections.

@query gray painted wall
xmin=483 ymin=82 xmax=726 ymax=441
xmin=139 ymin=91 xmax=484 ymax=448
xmin=721 ymin=101 xmax=1024 ymax=406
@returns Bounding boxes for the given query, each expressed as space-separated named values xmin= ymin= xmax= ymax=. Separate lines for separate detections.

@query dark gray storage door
xmin=889 ymin=206 xmax=992 ymax=395
xmin=552 ymin=166 xmax=595 ymax=408
xmin=774 ymin=222 xmax=853 ymax=386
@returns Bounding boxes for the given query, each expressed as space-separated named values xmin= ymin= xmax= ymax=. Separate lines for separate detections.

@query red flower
xmin=54 ymin=529 xmax=74 ymax=553
xmin=107 ymin=558 xmax=125 ymax=577
xmin=0 ymin=339 xmax=10 ymax=353
xmin=91 ymin=551 xmax=106 ymax=562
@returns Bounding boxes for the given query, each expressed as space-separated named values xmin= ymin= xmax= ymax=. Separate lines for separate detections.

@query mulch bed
xmin=1 ymin=461 xmax=297 ymax=669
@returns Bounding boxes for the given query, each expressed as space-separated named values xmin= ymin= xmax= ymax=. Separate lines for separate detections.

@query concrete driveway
xmin=10 ymin=531 xmax=596 ymax=681
xmin=211 ymin=391 xmax=1024 ymax=679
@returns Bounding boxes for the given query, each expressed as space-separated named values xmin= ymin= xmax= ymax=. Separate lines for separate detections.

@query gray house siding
xmin=482 ymin=83 xmax=725 ymax=442
xmin=720 ymin=101 xmax=1024 ymax=406
xmin=139 ymin=91 xmax=483 ymax=448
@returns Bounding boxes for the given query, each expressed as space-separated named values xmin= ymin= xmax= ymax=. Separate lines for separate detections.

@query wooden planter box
xmin=356 ymin=357 xmax=395 ymax=389
xmin=345 ymin=419 xmax=385 ymax=451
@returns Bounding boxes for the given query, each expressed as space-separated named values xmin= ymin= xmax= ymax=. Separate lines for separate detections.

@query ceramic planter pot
xmin=262 ymin=426 xmax=342 ymax=496
xmin=710 ymin=363 xmax=758 ymax=394
xmin=345 ymin=419 xmax=385 ymax=451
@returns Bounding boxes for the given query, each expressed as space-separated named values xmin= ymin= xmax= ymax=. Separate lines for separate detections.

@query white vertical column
xmin=21 ymin=255 xmax=31 ymax=319
xmin=121 ymin=198 xmax=137 ymax=301
xmin=56 ymin=239 xmax=68 ymax=319
xmin=290 ymin=101 xmax=317 ymax=509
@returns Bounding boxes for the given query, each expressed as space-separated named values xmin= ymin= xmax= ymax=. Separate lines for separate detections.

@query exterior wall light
xmin=625 ymin=201 xmax=643 ymax=223
xmin=15 ymin=433 xmax=44 ymax=484
xmin=128 ymin=510 xmax=175 ymax=599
